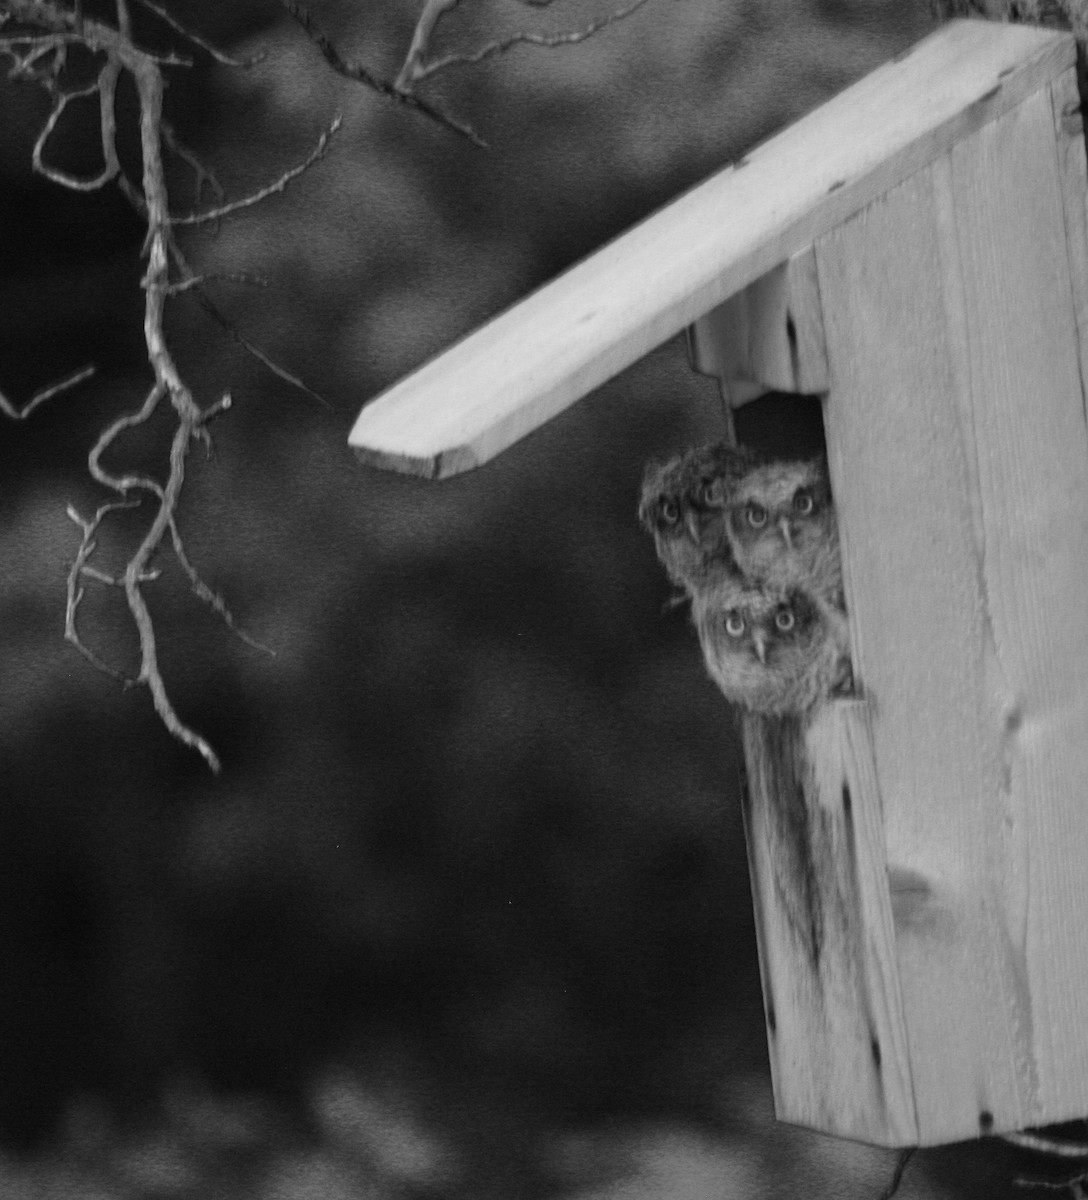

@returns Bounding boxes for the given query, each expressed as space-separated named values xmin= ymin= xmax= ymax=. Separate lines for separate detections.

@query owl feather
xmin=638 ymin=441 xmax=756 ymax=596
xmin=692 ymin=581 xmax=850 ymax=716
xmin=724 ymin=454 xmax=843 ymax=612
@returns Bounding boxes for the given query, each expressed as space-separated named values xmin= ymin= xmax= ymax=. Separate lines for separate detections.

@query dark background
xmin=0 ymin=1 xmax=1068 ymax=1195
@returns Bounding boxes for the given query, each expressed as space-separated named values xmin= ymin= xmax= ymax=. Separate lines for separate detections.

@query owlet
xmin=638 ymin=441 xmax=756 ymax=596
xmin=691 ymin=580 xmax=851 ymax=716
xmin=725 ymin=454 xmax=843 ymax=613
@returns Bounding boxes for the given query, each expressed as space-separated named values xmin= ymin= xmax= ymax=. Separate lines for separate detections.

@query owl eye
xmin=745 ymin=503 xmax=768 ymax=529
xmin=793 ymin=489 xmax=815 ymax=516
xmin=724 ymin=611 xmax=746 ymax=638
xmin=660 ymin=499 xmax=680 ymax=525
xmin=774 ymin=608 xmax=796 ymax=633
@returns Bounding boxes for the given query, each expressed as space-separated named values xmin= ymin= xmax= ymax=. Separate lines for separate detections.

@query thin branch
xmin=65 ymin=498 xmax=143 ymax=684
xmin=186 ymin=289 xmax=332 ymax=406
xmin=167 ymin=240 xmax=330 ymax=406
xmin=164 ymin=271 xmax=269 ymax=295
xmin=412 ymin=0 xmax=654 ymax=81
xmin=169 ymin=115 xmax=341 ymax=225
xmin=32 ymin=60 xmax=121 ymax=190
xmin=276 ymin=0 xmax=488 ymax=147
xmin=167 ymin=512 xmax=276 ymax=657
xmin=395 ymin=0 xmax=461 ymax=90
xmin=133 ymin=0 xmax=266 ymax=67
xmin=161 ymin=118 xmax=225 ymax=208
xmin=0 ymin=364 xmax=95 ymax=419
xmin=87 ymin=382 xmax=167 ymax=495
xmin=1014 ymin=1171 xmax=1088 ymax=1192
xmin=1005 ymin=1133 xmax=1088 ymax=1158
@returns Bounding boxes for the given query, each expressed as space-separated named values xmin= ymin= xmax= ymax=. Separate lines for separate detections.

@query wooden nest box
xmin=350 ymin=20 xmax=1088 ymax=1148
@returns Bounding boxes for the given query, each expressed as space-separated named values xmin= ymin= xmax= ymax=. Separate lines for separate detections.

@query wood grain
xmin=814 ymin=84 xmax=1088 ymax=1144
xmin=349 ymin=21 xmax=1073 ymax=477
xmin=688 ymin=247 xmax=828 ymax=396
xmin=1050 ymin=66 xmax=1088 ymax=419
xmin=741 ymin=702 xmax=917 ymax=1145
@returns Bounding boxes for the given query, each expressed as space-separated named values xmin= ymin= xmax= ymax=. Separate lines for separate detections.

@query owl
xmin=724 ymin=454 xmax=843 ymax=613
xmin=638 ymin=441 xmax=756 ymax=595
xmin=691 ymin=580 xmax=851 ymax=716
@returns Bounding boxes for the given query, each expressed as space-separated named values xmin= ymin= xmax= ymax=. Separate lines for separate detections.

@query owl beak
xmin=752 ymin=633 xmax=767 ymax=664
xmin=684 ymin=510 xmax=701 ymax=543
xmin=777 ymin=517 xmax=793 ymax=550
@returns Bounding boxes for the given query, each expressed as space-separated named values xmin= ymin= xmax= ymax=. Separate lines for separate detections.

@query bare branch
xmin=164 ymin=272 xmax=269 ymax=295
xmin=169 ymin=115 xmax=341 ymax=225
xmin=412 ymin=0 xmax=654 ymax=82
xmin=87 ymin=383 xmax=167 ymax=495
xmin=161 ymin=119 xmax=225 ymax=207
xmin=4 ymin=0 xmax=653 ymax=769
xmin=31 ymin=60 xmax=121 ymax=191
xmin=277 ymin=0 xmax=488 ymax=147
xmin=133 ymin=0 xmax=266 ymax=67
xmin=1005 ymin=1133 xmax=1088 ymax=1158
xmin=168 ymin=240 xmax=330 ymax=406
xmin=0 ymin=364 xmax=95 ymax=419
xmin=167 ymin=511 xmax=276 ymax=657
xmin=1014 ymin=1171 xmax=1088 ymax=1192
xmin=395 ymin=0 xmax=461 ymax=90
xmin=65 ymin=498 xmax=143 ymax=685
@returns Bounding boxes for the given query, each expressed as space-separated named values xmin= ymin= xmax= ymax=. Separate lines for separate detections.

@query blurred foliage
xmin=0 ymin=0 xmax=1057 ymax=1195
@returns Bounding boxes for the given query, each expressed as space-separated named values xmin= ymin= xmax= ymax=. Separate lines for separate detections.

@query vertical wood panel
xmin=741 ymin=703 xmax=917 ymax=1145
xmin=1049 ymin=67 xmax=1088 ymax=411
xmin=687 ymin=250 xmax=828 ymax=398
xmin=946 ymin=82 xmax=1088 ymax=1122
xmin=815 ymin=85 xmax=1088 ymax=1143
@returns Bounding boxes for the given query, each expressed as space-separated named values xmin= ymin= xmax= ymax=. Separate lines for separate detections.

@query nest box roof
xmin=348 ymin=19 xmax=1072 ymax=479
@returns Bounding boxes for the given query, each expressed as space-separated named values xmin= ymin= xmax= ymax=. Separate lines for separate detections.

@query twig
xmin=395 ymin=0 xmax=460 ymax=90
xmin=65 ymin=499 xmax=143 ymax=684
xmin=32 ymin=61 xmax=120 ymax=191
xmin=164 ymin=272 xmax=269 ymax=295
xmin=168 ymin=512 xmax=276 ymax=657
xmin=167 ymin=240 xmax=330 ymax=407
xmin=0 ymin=364 xmax=95 ymax=419
xmin=1006 ymin=1133 xmax=1088 ymax=1158
xmin=276 ymin=0 xmax=488 ymax=147
xmin=410 ymin=0 xmax=654 ymax=81
xmin=161 ymin=119 xmax=225 ymax=207
xmin=133 ymin=0 xmax=266 ymax=67
xmin=169 ymin=115 xmax=341 ymax=225
xmin=1014 ymin=1172 xmax=1088 ymax=1194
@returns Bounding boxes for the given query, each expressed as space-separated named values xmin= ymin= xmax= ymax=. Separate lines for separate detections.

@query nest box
xmin=349 ymin=20 xmax=1088 ymax=1147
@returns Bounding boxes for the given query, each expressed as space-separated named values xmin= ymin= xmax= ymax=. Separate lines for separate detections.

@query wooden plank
xmin=688 ymin=248 xmax=828 ymax=396
xmin=741 ymin=702 xmax=917 ymax=1146
xmin=349 ymin=20 xmax=1073 ymax=477
xmin=814 ymin=85 xmax=1088 ymax=1144
xmin=1050 ymin=66 xmax=1088 ymax=421
xmin=943 ymin=81 xmax=1088 ymax=1130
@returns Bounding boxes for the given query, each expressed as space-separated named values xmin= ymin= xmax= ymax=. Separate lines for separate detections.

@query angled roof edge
xmin=349 ymin=20 xmax=1073 ymax=478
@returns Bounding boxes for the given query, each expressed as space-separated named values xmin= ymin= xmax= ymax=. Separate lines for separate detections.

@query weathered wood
xmin=741 ymin=702 xmax=916 ymax=1145
xmin=349 ymin=21 xmax=1072 ymax=478
xmin=814 ymin=82 xmax=1088 ymax=1144
xmin=1051 ymin=66 xmax=1088 ymax=412
xmin=688 ymin=247 xmax=828 ymax=397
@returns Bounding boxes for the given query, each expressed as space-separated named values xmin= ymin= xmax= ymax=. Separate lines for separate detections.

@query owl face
xmin=693 ymin=582 xmax=848 ymax=715
xmin=726 ymin=456 xmax=836 ymax=590
xmin=638 ymin=443 xmax=755 ymax=591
